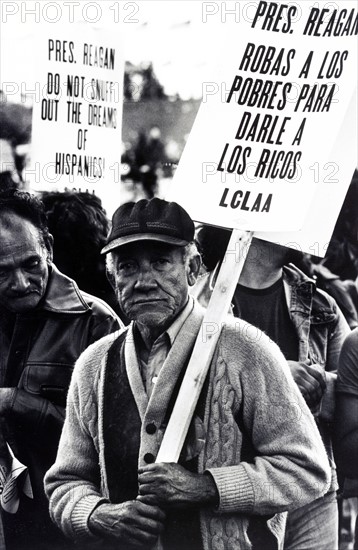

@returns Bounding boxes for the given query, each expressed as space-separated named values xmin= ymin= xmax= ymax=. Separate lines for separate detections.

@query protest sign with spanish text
xmin=166 ymin=1 xmax=357 ymax=234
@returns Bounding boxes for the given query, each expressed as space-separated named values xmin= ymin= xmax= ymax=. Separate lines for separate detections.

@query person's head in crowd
xmin=41 ymin=191 xmax=108 ymax=282
xmin=0 ymin=189 xmax=53 ymax=313
xmin=324 ymin=169 xmax=358 ymax=280
xmin=40 ymin=191 xmax=122 ymax=311
xmin=104 ymin=198 xmax=201 ymax=335
xmin=196 ymin=224 xmax=310 ymax=274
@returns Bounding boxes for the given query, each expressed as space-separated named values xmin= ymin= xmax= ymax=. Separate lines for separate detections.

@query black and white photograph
xmin=0 ymin=1 xmax=357 ymax=549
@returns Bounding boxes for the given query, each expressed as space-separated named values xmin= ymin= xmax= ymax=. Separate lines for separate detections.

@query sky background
xmin=1 ymin=0 xmax=239 ymax=101
xmin=1 ymin=1 xmax=357 ymax=251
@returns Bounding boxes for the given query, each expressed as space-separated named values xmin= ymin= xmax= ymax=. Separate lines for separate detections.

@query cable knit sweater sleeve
xmin=44 ymin=332 xmax=121 ymax=541
xmin=206 ymin=320 xmax=331 ymax=515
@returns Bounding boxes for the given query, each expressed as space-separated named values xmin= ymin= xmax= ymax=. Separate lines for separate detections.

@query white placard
xmin=256 ymin=91 xmax=357 ymax=256
xmin=28 ymin=24 xmax=124 ymax=216
xmin=166 ymin=1 xmax=357 ymax=233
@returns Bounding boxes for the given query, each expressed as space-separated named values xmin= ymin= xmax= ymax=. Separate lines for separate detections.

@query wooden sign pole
xmin=154 ymin=228 xmax=253 ymax=550
xmin=156 ymin=228 xmax=253 ymax=463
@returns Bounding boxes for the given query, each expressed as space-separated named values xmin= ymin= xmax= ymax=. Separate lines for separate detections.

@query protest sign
xmin=166 ymin=1 xmax=357 ymax=233
xmin=158 ymin=0 xmax=357 ymax=487
xmin=28 ymin=24 xmax=124 ymax=216
xmin=255 ymin=91 xmax=357 ymax=256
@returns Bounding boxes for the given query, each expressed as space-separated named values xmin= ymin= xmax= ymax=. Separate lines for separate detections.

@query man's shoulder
xmin=221 ymin=315 xmax=269 ymax=343
xmin=80 ymin=327 xmax=128 ymax=361
xmin=214 ymin=318 xmax=291 ymax=391
xmin=80 ymin=289 xmax=119 ymax=320
xmin=284 ymin=263 xmax=339 ymax=315
xmin=73 ymin=328 xmax=128 ymax=379
xmin=45 ymin=266 xmax=119 ymax=321
xmin=219 ymin=316 xmax=285 ymax=365
xmin=342 ymin=327 xmax=358 ymax=351
xmin=310 ymin=287 xmax=341 ymax=323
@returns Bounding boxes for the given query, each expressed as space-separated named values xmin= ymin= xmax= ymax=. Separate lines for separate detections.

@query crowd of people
xmin=0 ymin=171 xmax=357 ymax=550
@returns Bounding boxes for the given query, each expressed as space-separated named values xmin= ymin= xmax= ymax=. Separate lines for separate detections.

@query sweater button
xmin=143 ymin=453 xmax=155 ymax=464
xmin=146 ymin=423 xmax=156 ymax=435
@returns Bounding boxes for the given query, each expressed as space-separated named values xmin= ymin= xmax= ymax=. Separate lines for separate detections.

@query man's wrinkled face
xmin=0 ymin=213 xmax=51 ymax=313
xmin=111 ymin=241 xmax=191 ymax=330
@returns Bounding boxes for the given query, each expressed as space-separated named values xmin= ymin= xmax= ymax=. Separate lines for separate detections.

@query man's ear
xmin=187 ymin=254 xmax=201 ymax=287
xmin=44 ymin=234 xmax=54 ymax=263
xmin=105 ymin=253 xmax=117 ymax=290
xmin=106 ymin=267 xmax=116 ymax=290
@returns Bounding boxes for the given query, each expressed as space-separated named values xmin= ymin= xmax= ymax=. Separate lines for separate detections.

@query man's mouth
xmin=133 ymin=298 xmax=165 ymax=305
xmin=12 ymin=290 xmax=39 ymax=299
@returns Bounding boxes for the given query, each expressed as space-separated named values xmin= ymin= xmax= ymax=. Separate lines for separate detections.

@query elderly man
xmin=45 ymin=198 xmax=331 ymax=550
xmin=0 ymin=189 xmax=121 ymax=549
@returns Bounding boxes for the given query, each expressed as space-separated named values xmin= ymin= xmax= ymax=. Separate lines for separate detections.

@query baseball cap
xmin=101 ymin=198 xmax=195 ymax=254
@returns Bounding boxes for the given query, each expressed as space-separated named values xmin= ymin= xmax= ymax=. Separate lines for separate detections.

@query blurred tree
xmin=0 ymin=97 xmax=32 ymax=145
xmin=122 ymin=127 xmax=168 ymax=198
xmin=141 ymin=63 xmax=165 ymax=100
xmin=123 ymin=70 xmax=133 ymax=101
xmin=123 ymin=62 xmax=166 ymax=101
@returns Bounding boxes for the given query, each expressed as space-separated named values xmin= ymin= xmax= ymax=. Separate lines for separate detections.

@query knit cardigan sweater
xmin=45 ymin=300 xmax=330 ymax=550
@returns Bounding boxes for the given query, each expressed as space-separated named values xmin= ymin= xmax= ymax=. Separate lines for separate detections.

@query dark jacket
xmin=1 ymin=265 xmax=121 ymax=548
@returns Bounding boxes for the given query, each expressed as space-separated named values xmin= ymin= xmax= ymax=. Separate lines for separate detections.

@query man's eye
xmin=153 ymin=258 xmax=170 ymax=270
xmin=26 ymin=259 xmax=41 ymax=269
xmin=118 ymin=262 xmax=137 ymax=272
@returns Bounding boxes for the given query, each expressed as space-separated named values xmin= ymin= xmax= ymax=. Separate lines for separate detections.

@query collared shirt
xmin=136 ymin=297 xmax=194 ymax=396
xmin=134 ymin=296 xmax=204 ymax=549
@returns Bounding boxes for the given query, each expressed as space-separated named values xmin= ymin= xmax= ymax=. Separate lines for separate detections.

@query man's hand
xmin=287 ymin=361 xmax=326 ymax=409
xmin=138 ymin=463 xmax=218 ymax=508
xmin=0 ymin=389 xmax=16 ymax=415
xmin=88 ymin=499 xmax=166 ymax=547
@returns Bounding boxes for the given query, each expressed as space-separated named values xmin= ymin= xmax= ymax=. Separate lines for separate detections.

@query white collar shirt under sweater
xmin=136 ymin=297 xmax=193 ymax=396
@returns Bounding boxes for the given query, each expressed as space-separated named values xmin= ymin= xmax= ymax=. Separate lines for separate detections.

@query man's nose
xmin=10 ymin=270 xmax=31 ymax=292
xmin=134 ymin=267 xmax=157 ymax=290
